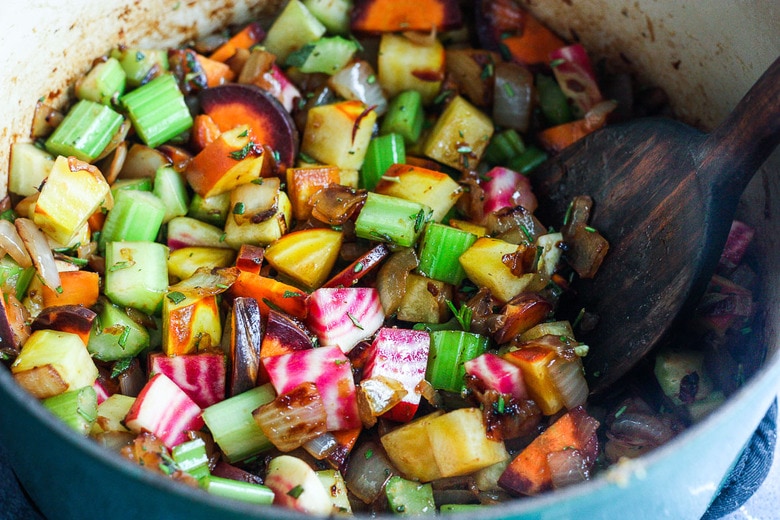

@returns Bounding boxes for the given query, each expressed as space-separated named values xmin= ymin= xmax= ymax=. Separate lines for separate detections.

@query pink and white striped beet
xmin=363 ymin=328 xmax=430 ymax=422
xmin=124 ymin=372 xmax=204 ymax=448
xmin=307 ymin=287 xmax=384 ymax=354
xmin=148 ymin=352 xmax=226 ymax=408
xmin=263 ymin=345 xmax=360 ymax=431
xmin=464 ymin=352 xmax=528 ymax=400
xmin=482 ymin=166 xmax=538 ymax=214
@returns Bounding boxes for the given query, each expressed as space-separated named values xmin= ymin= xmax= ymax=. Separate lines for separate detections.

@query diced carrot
xmin=41 ymin=270 xmax=100 ymax=309
xmin=190 ymin=114 xmax=222 ymax=151
xmin=88 ymin=210 xmax=105 ymax=233
xmin=502 ymin=13 xmax=565 ymax=66
xmin=235 ymin=244 xmax=265 ymax=274
xmin=536 ymin=118 xmax=599 ymax=153
xmin=286 ymin=165 xmax=341 ymax=222
xmin=228 ymin=271 xmax=308 ymax=319
xmin=351 ymin=0 xmax=462 ymax=33
xmin=195 ymin=53 xmax=236 ymax=87
xmin=209 ymin=22 xmax=266 ymax=63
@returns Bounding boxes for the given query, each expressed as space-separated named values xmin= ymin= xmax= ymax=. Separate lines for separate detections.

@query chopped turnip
xmin=263 ymin=345 xmax=360 ymax=431
xmin=464 ymin=352 xmax=528 ymax=401
xmin=482 ymin=166 xmax=537 ymax=214
xmin=363 ymin=328 xmax=430 ymax=422
xmin=124 ymin=372 xmax=205 ymax=448
xmin=718 ymin=220 xmax=755 ymax=273
xmin=307 ymin=287 xmax=385 ymax=354
xmin=265 ymin=455 xmax=333 ymax=516
xmin=148 ymin=352 xmax=226 ymax=408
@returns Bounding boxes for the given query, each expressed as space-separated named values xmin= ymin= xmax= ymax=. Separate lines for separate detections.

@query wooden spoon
xmin=531 ymin=57 xmax=780 ymax=394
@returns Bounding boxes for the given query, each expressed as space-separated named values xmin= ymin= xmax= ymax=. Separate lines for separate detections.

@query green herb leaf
xmin=229 ymin=140 xmax=257 ymax=161
xmin=287 ymin=485 xmax=305 ymax=499
xmin=347 ymin=312 xmax=364 ymax=330
xmin=167 ymin=291 xmax=186 ymax=304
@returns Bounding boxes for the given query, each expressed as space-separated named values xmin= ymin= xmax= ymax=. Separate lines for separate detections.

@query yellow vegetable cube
xmin=264 ymin=228 xmax=343 ymax=290
xmin=374 ymin=164 xmax=462 ymax=222
xmin=301 ymin=101 xmax=377 ymax=170
xmin=380 ymin=411 xmax=444 ymax=482
xmin=423 ymin=96 xmax=493 ymax=170
xmin=163 ymin=291 xmax=222 ymax=356
xmin=223 ymin=190 xmax=292 ymax=248
xmin=396 ymin=273 xmax=451 ymax=324
xmin=378 ymin=33 xmax=445 ymax=105
xmin=92 ymin=393 xmax=136 ymax=434
xmin=167 ymin=247 xmax=237 ymax=281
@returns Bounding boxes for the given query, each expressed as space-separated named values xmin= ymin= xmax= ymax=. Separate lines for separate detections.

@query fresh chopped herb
xmin=481 ymin=63 xmax=494 ymax=80
xmin=614 ymin=405 xmax=628 ymax=418
xmin=233 ymin=202 xmax=245 ymax=215
xmin=740 ymin=326 xmax=753 ymax=335
xmin=572 ymin=307 xmax=586 ymax=329
xmin=446 ymin=300 xmax=473 ymax=332
xmin=520 ymin=224 xmax=533 ymax=243
xmin=229 ymin=140 xmax=257 ymax=160
xmin=108 ymin=261 xmax=133 ymax=272
xmin=59 ymin=256 xmax=89 ymax=268
xmin=215 ymin=283 xmax=229 ymax=290
xmin=563 ymin=201 xmax=574 ymax=226
xmin=251 ymin=178 xmax=264 ymax=185
xmin=365 ymin=449 xmax=374 ymax=459
xmin=111 ymin=357 xmax=134 ymax=378
xmin=367 ymin=74 xmax=376 ymax=84
xmin=262 ymin=297 xmax=284 ymax=313
xmin=457 ymin=145 xmax=473 ymax=154
xmin=299 ymin=152 xmax=316 ymax=163
xmin=0 ymin=209 xmax=16 ymax=222
xmin=503 ymin=82 xmax=516 ymax=98
xmin=347 ymin=312 xmax=364 ymax=330
xmin=287 ymin=485 xmax=304 ymax=499
xmin=118 ymin=326 xmax=131 ymax=348
xmin=167 ymin=291 xmax=186 ymax=304
xmin=353 ymin=262 xmax=364 ymax=273
xmin=498 ymin=43 xmax=511 ymax=61
xmin=272 ymin=150 xmax=281 ymax=163
xmin=550 ymin=58 xmax=567 ymax=68
xmin=495 ymin=395 xmax=506 ymax=414
xmin=412 ymin=209 xmax=426 ymax=233
xmin=433 ymin=89 xmax=453 ymax=105
xmin=55 ymin=286 xmax=64 ymax=294
xmin=585 ymin=226 xmax=596 ymax=233
xmin=219 ymin=233 xmax=227 ymax=242
xmin=283 ymin=290 xmax=302 ymax=298
xmin=237 ymin=129 xmax=249 ymax=137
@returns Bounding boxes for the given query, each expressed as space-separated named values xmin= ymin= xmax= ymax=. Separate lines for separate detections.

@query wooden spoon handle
xmin=699 ymin=56 xmax=780 ymax=201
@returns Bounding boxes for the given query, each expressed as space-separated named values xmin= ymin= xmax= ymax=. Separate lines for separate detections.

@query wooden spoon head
xmin=532 ymin=118 xmax=734 ymax=393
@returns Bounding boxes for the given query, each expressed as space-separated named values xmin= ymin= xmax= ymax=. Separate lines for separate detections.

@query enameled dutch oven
xmin=0 ymin=1 xmax=778 ymax=518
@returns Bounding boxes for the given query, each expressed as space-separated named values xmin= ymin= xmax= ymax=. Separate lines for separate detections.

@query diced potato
xmin=33 ymin=155 xmax=110 ymax=245
xmin=286 ymin=165 xmax=340 ymax=221
xmin=380 ymin=411 xmax=444 ymax=482
xmin=316 ymin=469 xmax=352 ymax=514
xmin=264 ymin=228 xmax=343 ymax=290
xmin=223 ymin=190 xmax=292 ymax=248
xmin=423 ymin=95 xmax=493 ymax=170
xmin=396 ymin=273 xmax=451 ymax=323
xmin=167 ymin=246 xmax=237 ymax=281
xmin=301 ymin=100 xmax=377 ymax=170
xmin=92 ymin=393 xmax=136 ymax=433
xmin=11 ymin=329 xmax=99 ymax=399
xmin=262 ymin=0 xmax=326 ymax=62
xmin=374 ymin=164 xmax=462 ymax=222
xmin=163 ymin=291 xmax=222 ymax=356
xmin=378 ymin=33 xmax=445 ymax=105
xmin=426 ymin=408 xmax=508 ymax=478
xmin=449 ymin=218 xmax=487 ymax=237
xmin=9 ymin=142 xmax=55 ymax=197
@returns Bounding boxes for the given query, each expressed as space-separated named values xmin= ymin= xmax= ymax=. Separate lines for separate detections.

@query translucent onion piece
xmin=98 ymin=139 xmax=128 ymax=185
xmin=0 ymin=219 xmax=32 ymax=267
xmin=328 ymin=61 xmax=388 ymax=116
xmin=547 ymin=449 xmax=589 ymax=489
xmin=303 ymin=432 xmax=339 ymax=460
xmin=15 ymin=217 xmax=60 ymax=291
xmin=310 ymin=185 xmax=367 ymax=226
xmin=344 ymin=440 xmax=397 ymax=504
xmin=357 ymin=376 xmax=408 ymax=427
xmin=492 ymin=61 xmax=534 ymax=132
xmin=548 ymin=356 xmax=588 ymax=410
xmin=252 ymin=382 xmax=328 ymax=452
xmin=376 ymin=248 xmax=419 ymax=316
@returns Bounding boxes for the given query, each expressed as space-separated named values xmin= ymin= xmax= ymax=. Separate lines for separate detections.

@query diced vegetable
xmin=171 ymin=437 xmax=211 ymax=481
xmin=354 ymin=192 xmax=432 ymax=248
xmin=264 ymin=455 xmax=333 ymax=516
xmin=76 ymin=57 xmax=127 ymax=105
xmin=149 ymin=352 xmax=227 ymax=408
xmin=252 ymin=382 xmax=328 ymax=452
xmin=396 ymin=273 xmax=452 ymax=324
xmin=654 ymin=348 xmax=715 ymax=406
xmin=361 ymin=134 xmax=406 ymax=191
xmin=378 ymin=33 xmax=445 ymax=106
xmin=228 ymin=271 xmax=308 ymax=319
xmin=45 ymin=100 xmax=124 ymax=162
xmin=88 ymin=299 xmax=150 ymax=361
xmin=307 ymin=287 xmax=385 ymax=354
xmin=464 ymin=353 xmax=528 ymax=401
xmin=42 ymin=385 xmax=98 ymax=435
xmin=121 ymin=74 xmax=193 ymax=149
xmin=427 ymin=330 xmax=489 ymax=393
xmin=374 ymin=163 xmax=462 ymax=222
xmin=264 ymin=228 xmax=343 ymax=290
xmin=286 ymin=36 xmax=358 ymax=74
xmin=110 ymin=48 xmax=169 ymax=87
xmin=99 ymin=189 xmax=166 ymax=249
xmin=422 ymin=95 xmax=494 ymax=170
xmin=417 ymin=223 xmax=477 ymax=285
xmin=351 ymin=0 xmax=462 ymax=32
xmin=201 ymin=476 xmax=275 ymax=505
xmin=381 ymin=412 xmax=444 ymax=482
xmin=384 ymin=475 xmax=435 ymax=515
xmin=103 ymin=241 xmax=168 ymax=315
xmin=9 ymin=142 xmax=55 ymax=197
xmin=301 ymin=100 xmax=377 ymax=170
xmin=380 ymin=91 xmax=425 ymax=145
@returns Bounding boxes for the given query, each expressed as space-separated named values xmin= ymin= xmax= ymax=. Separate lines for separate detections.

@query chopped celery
xmin=187 ymin=192 xmax=231 ymax=227
xmin=417 ymin=223 xmax=477 ymax=285
xmin=172 ymin=438 xmax=210 ymax=481
xmin=263 ymin=0 xmax=327 ymax=62
xmin=354 ymin=192 xmax=432 ymax=248
xmin=45 ymin=99 xmax=124 ymax=162
xmin=427 ymin=330 xmax=489 ymax=393
xmin=110 ymin=177 xmax=153 ymax=199
xmin=87 ymin=300 xmax=151 ymax=361
xmin=385 ymin=476 xmax=435 ymax=515
xmin=99 ymin=189 xmax=166 ymax=250
xmin=285 ymin=36 xmax=358 ymax=74
xmin=110 ymin=48 xmax=169 ymax=87
xmin=120 ymin=74 xmax=193 ymax=149
xmin=507 ymin=145 xmax=548 ymax=174
xmin=76 ymin=57 xmax=127 ymax=105
xmin=361 ymin=133 xmax=406 ymax=191
xmin=303 ymin=0 xmax=352 ymax=35
xmin=536 ymin=73 xmax=572 ymax=126
xmin=484 ymin=128 xmax=526 ymax=166
xmin=201 ymin=384 xmax=276 ymax=463
xmin=104 ymin=241 xmax=169 ymax=315
xmin=153 ymin=165 xmax=191 ymax=223
xmin=201 ymin=476 xmax=275 ymax=505
xmin=380 ymin=90 xmax=424 ymax=145
xmin=42 ymin=386 xmax=98 ymax=435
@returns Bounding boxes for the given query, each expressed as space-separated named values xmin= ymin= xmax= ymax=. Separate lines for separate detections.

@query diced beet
xmin=549 ymin=44 xmax=603 ymax=116
xmin=92 ymin=377 xmax=113 ymax=405
xmin=464 ymin=352 xmax=528 ymax=400
xmin=307 ymin=287 xmax=385 ymax=354
xmin=259 ymin=310 xmax=314 ymax=385
xmin=323 ymin=243 xmax=391 ymax=289
xmin=268 ymin=64 xmax=301 ymax=113
xmin=263 ymin=345 xmax=361 ymax=431
xmin=718 ymin=220 xmax=755 ymax=273
xmin=482 ymin=166 xmax=537 ymax=214
xmin=148 ymin=352 xmax=226 ymax=408
xmin=124 ymin=373 xmax=205 ymax=448
xmin=362 ymin=328 xmax=430 ymax=422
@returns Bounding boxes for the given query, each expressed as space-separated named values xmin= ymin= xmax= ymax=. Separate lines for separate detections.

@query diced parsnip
xmin=301 ymin=100 xmax=377 ymax=170
xmin=11 ymin=329 xmax=99 ymax=399
xmin=167 ymin=216 xmax=231 ymax=250
xmin=378 ymin=33 xmax=445 ymax=106
xmin=535 ymin=232 xmax=564 ymax=278
xmin=264 ymin=228 xmax=343 ymax=290
xmin=380 ymin=411 xmax=445 ymax=482
xmin=426 ymin=408 xmax=509 ymax=478
xmin=396 ymin=273 xmax=452 ymax=323
xmin=185 ymin=125 xmax=265 ymax=198
xmin=104 ymin=241 xmax=169 ymax=315
xmin=167 ymin=246 xmax=236 ymax=281
xmin=423 ymin=95 xmax=494 ymax=171
xmin=459 ymin=237 xmax=546 ymax=302
xmin=286 ymin=165 xmax=340 ymax=221
xmin=223 ymin=190 xmax=291 ymax=248
xmin=9 ymin=143 xmax=55 ymax=197
xmin=316 ymin=469 xmax=352 ymax=514
xmin=92 ymin=393 xmax=136 ymax=434
xmin=374 ymin=163 xmax=462 ymax=222
xmin=263 ymin=0 xmax=326 ymax=62
xmin=264 ymin=455 xmax=333 ymax=516
xmin=33 ymin=156 xmax=110 ymax=245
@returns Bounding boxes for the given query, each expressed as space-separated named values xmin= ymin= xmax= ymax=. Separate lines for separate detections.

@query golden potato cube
xmin=380 ymin=411 xmax=444 ymax=482
xmin=167 ymin=247 xmax=237 ymax=281
xmin=223 ymin=190 xmax=292 ymax=248
xmin=378 ymin=33 xmax=445 ymax=105
xmin=264 ymin=228 xmax=343 ymax=290
xmin=375 ymin=164 xmax=462 ymax=222
xmin=459 ymin=237 xmax=543 ymax=302
xmin=92 ymin=393 xmax=136 ymax=434
xmin=301 ymin=101 xmax=377 ymax=170
xmin=423 ymin=96 xmax=493 ymax=170
xmin=397 ymin=273 xmax=452 ymax=324
xmin=163 ymin=292 xmax=222 ymax=356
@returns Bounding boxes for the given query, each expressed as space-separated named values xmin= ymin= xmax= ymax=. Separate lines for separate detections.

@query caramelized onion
xmin=344 ymin=440 xmax=397 ymax=504
xmin=15 ymin=217 xmax=61 ymax=291
xmin=310 ymin=184 xmax=367 ymax=226
xmin=329 ymin=61 xmax=388 ymax=116
xmin=0 ymin=219 xmax=32 ymax=267
xmin=376 ymin=248 xmax=419 ymax=316
xmin=547 ymin=449 xmax=590 ymax=489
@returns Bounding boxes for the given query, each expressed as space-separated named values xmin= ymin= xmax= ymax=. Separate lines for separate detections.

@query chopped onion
xmin=492 ymin=61 xmax=534 ymax=132
xmin=97 ymin=140 xmax=127 ymax=185
xmin=547 ymin=449 xmax=589 ymax=489
xmin=357 ymin=376 xmax=408 ymax=427
xmin=117 ymin=358 xmax=146 ymax=397
xmin=253 ymin=382 xmax=328 ymax=452
xmin=328 ymin=60 xmax=388 ymax=116
xmin=344 ymin=440 xmax=397 ymax=504
xmin=0 ymin=219 xmax=32 ymax=267
xmin=376 ymin=248 xmax=419 ymax=316
xmin=310 ymin=184 xmax=367 ymax=226
xmin=15 ymin=217 xmax=60 ymax=291
xmin=303 ymin=432 xmax=339 ymax=460
xmin=548 ymin=356 xmax=589 ymax=410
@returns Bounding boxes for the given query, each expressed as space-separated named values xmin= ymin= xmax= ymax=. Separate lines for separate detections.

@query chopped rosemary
xmin=347 ymin=312 xmax=364 ymax=330
xmin=167 ymin=291 xmax=186 ymax=304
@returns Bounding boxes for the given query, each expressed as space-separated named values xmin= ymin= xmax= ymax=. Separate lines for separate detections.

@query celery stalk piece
xmin=507 ymin=145 xmax=548 ymax=174
xmin=201 ymin=476 xmax=275 ymax=505
xmin=380 ymin=90 xmax=424 ymax=145
xmin=172 ymin=438 xmax=210 ymax=481
xmin=354 ymin=192 xmax=432 ymax=248
xmin=536 ymin=73 xmax=572 ymax=126
xmin=303 ymin=0 xmax=352 ymax=35
xmin=120 ymin=74 xmax=193 ymax=149
xmin=385 ymin=475 xmax=435 ymax=515
xmin=202 ymin=384 xmax=276 ymax=463
xmin=87 ymin=300 xmax=150 ymax=362
xmin=285 ymin=36 xmax=358 ymax=74
xmin=187 ymin=192 xmax=231 ymax=227
xmin=361 ymin=133 xmax=406 ymax=191
xmin=427 ymin=330 xmax=489 ymax=393
xmin=42 ymin=385 xmax=98 ymax=435
xmin=45 ymin=99 xmax=124 ymax=162
xmin=484 ymin=128 xmax=526 ymax=166
xmin=263 ymin=0 xmax=327 ymax=62
xmin=110 ymin=48 xmax=169 ymax=88
xmin=76 ymin=57 xmax=127 ymax=105
xmin=153 ymin=165 xmax=190 ymax=223
xmin=104 ymin=241 xmax=169 ymax=315
xmin=439 ymin=504 xmax=484 ymax=514
xmin=417 ymin=223 xmax=477 ymax=285
xmin=99 ymin=189 xmax=166 ymax=250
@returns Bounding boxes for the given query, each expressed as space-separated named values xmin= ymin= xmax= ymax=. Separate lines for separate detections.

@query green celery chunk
xmin=385 ymin=476 xmax=435 ymax=515
xmin=484 ymin=128 xmax=526 ymax=166
xmin=88 ymin=300 xmax=150 ymax=361
xmin=42 ymin=386 xmax=98 ymax=436
xmin=187 ymin=192 xmax=231 ymax=227
xmin=153 ymin=165 xmax=191 ymax=223
xmin=507 ymin=145 xmax=548 ymax=174
xmin=201 ymin=476 xmax=274 ymax=505
xmin=99 ymin=189 xmax=166 ymax=250
xmin=76 ymin=57 xmax=127 ymax=105
xmin=110 ymin=48 xmax=169 ymax=87
xmin=417 ymin=223 xmax=477 ymax=285
xmin=355 ymin=192 xmax=432 ymax=248
xmin=427 ymin=330 xmax=489 ymax=393
xmin=285 ymin=35 xmax=358 ymax=74
xmin=172 ymin=438 xmax=211 ymax=481
xmin=202 ymin=384 xmax=275 ymax=463
xmin=303 ymin=0 xmax=351 ymax=35
xmin=536 ymin=73 xmax=572 ymax=126
xmin=361 ymin=133 xmax=406 ymax=191
xmin=104 ymin=241 xmax=169 ymax=315
xmin=110 ymin=177 xmax=153 ymax=199
xmin=121 ymin=74 xmax=193 ymax=149
xmin=45 ymin=99 xmax=124 ymax=162
xmin=380 ymin=90 xmax=424 ymax=145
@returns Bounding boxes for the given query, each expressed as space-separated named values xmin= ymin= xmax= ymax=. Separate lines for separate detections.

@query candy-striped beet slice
xmin=307 ymin=287 xmax=384 ymax=354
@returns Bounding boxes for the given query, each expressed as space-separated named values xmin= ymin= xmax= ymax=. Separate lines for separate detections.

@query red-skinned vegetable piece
xmin=362 ymin=327 xmax=431 ymax=422
xmin=124 ymin=372 xmax=205 ymax=448
xmin=718 ymin=220 xmax=755 ymax=274
xmin=30 ymin=304 xmax=96 ymax=347
xmin=259 ymin=310 xmax=314 ymax=385
xmin=482 ymin=166 xmax=538 ymax=215
xmin=498 ymin=406 xmax=599 ymax=496
xmin=228 ymin=271 xmax=308 ymax=319
xmin=323 ymin=243 xmax=391 ymax=289
xmin=350 ymin=0 xmax=463 ymax=33
xmin=235 ymin=244 xmax=265 ymax=274
xmin=229 ymin=297 xmax=263 ymax=396
xmin=148 ymin=352 xmax=227 ymax=409
xmin=263 ymin=345 xmax=361 ymax=431
xmin=252 ymin=381 xmax=328 ymax=452
xmin=696 ymin=274 xmax=754 ymax=335
xmin=493 ymin=293 xmax=553 ymax=344
xmin=307 ymin=287 xmax=385 ymax=354
xmin=549 ymin=44 xmax=603 ymax=118
xmin=465 ymin=352 xmax=529 ymax=401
